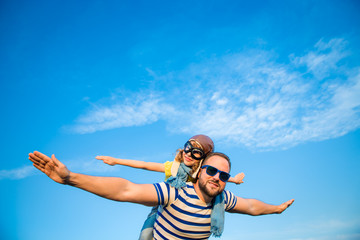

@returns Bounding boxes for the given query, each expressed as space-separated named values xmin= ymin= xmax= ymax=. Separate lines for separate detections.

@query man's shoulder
xmin=223 ymin=189 xmax=238 ymax=211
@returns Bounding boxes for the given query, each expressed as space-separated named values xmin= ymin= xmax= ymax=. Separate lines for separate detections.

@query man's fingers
xmin=33 ymin=163 xmax=45 ymax=173
xmin=51 ymin=154 xmax=61 ymax=166
xmin=29 ymin=153 xmax=46 ymax=166
xmin=33 ymin=151 xmax=51 ymax=162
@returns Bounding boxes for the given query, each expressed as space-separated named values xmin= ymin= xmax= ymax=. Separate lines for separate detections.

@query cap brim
xmin=190 ymin=159 xmax=203 ymax=179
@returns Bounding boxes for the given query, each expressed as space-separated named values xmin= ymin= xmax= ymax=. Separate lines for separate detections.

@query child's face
xmin=182 ymin=140 xmax=205 ymax=167
xmin=182 ymin=150 xmax=197 ymax=166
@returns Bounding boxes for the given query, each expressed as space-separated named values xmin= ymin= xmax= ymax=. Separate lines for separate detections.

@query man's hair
xmin=202 ymin=152 xmax=231 ymax=170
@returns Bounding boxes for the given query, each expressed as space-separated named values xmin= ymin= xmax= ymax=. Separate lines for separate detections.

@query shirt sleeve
xmin=163 ymin=161 xmax=173 ymax=180
xmin=224 ymin=190 xmax=238 ymax=211
xmin=153 ymin=182 xmax=178 ymax=206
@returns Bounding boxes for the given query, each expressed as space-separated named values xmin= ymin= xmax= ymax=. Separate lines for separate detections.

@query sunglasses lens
xmin=206 ymin=166 xmax=218 ymax=176
xmin=203 ymin=165 xmax=230 ymax=182
xmin=219 ymin=173 xmax=230 ymax=182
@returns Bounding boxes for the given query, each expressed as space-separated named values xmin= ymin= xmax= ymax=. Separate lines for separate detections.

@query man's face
xmin=198 ymin=155 xmax=230 ymax=198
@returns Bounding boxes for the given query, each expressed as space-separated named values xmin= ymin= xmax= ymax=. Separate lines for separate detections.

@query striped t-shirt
xmin=152 ymin=182 xmax=237 ymax=240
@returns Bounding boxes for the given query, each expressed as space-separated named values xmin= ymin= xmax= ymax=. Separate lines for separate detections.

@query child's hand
xmin=232 ymin=172 xmax=245 ymax=185
xmin=96 ymin=156 xmax=117 ymax=166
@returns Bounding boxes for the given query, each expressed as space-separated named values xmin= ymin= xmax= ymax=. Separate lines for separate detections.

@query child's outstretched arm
xmin=96 ymin=156 xmax=165 ymax=173
xmin=228 ymin=172 xmax=245 ymax=185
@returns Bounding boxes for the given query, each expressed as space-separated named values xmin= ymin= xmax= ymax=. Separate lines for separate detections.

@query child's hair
xmin=174 ymin=140 xmax=203 ymax=178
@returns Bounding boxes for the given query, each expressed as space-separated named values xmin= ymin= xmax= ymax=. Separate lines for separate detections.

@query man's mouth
xmin=208 ymin=180 xmax=219 ymax=188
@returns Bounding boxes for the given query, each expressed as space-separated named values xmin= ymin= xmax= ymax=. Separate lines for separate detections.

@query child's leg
xmin=138 ymin=206 xmax=158 ymax=240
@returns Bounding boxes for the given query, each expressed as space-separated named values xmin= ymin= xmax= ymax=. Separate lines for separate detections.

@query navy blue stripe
xmin=226 ymin=190 xmax=236 ymax=210
xmin=158 ymin=212 xmax=210 ymax=235
xmin=175 ymin=187 xmax=179 ymax=200
xmin=160 ymin=183 xmax=166 ymax=205
xmin=163 ymin=208 xmax=211 ymax=226
xmin=224 ymin=190 xmax=237 ymax=211
xmin=154 ymin=183 xmax=161 ymax=205
xmin=178 ymin=195 xmax=211 ymax=210
xmin=172 ymin=204 xmax=211 ymax=218
xmin=183 ymin=188 xmax=199 ymax=199
xmin=155 ymin=220 xmax=209 ymax=240
xmin=224 ymin=191 xmax=230 ymax=209
xmin=165 ymin=183 xmax=170 ymax=205
xmin=156 ymin=220 xmax=188 ymax=239
xmin=231 ymin=194 xmax=237 ymax=210
xmin=153 ymin=225 xmax=167 ymax=240
xmin=224 ymin=191 xmax=229 ymax=207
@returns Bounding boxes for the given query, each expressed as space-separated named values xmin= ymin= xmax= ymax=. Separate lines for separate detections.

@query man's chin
xmin=205 ymin=186 xmax=222 ymax=197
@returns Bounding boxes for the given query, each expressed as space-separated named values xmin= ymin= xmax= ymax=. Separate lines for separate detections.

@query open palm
xmin=29 ymin=151 xmax=70 ymax=184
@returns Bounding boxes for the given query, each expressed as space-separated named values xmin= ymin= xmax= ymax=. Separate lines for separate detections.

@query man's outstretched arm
xmin=29 ymin=151 xmax=158 ymax=206
xmin=229 ymin=196 xmax=294 ymax=216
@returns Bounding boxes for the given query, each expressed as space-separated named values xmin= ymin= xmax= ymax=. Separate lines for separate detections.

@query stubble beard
xmin=198 ymin=177 xmax=223 ymax=198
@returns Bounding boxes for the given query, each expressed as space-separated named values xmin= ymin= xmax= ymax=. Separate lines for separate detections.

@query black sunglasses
xmin=201 ymin=165 xmax=230 ymax=182
xmin=183 ymin=141 xmax=205 ymax=160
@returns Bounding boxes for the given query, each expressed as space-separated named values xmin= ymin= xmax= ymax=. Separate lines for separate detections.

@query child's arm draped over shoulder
xmin=96 ymin=156 xmax=165 ymax=173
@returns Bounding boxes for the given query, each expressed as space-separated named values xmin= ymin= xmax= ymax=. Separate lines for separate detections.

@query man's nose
xmin=211 ymin=172 xmax=220 ymax=181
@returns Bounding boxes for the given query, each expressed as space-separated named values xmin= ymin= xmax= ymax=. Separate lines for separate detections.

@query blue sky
xmin=1 ymin=0 xmax=360 ymax=239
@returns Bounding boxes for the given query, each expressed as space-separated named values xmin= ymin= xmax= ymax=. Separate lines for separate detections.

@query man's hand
xmin=277 ymin=199 xmax=295 ymax=213
xmin=95 ymin=156 xmax=117 ymax=166
xmin=29 ymin=151 xmax=70 ymax=184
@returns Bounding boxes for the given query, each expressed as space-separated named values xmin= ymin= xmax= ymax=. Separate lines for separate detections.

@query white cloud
xmin=291 ymin=38 xmax=349 ymax=79
xmin=0 ymin=166 xmax=35 ymax=180
xmin=0 ymin=157 xmax=123 ymax=180
xmin=68 ymin=38 xmax=360 ymax=151
xmin=70 ymin=94 xmax=176 ymax=134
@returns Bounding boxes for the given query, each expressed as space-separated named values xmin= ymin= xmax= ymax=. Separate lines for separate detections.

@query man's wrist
xmin=63 ymin=171 xmax=74 ymax=186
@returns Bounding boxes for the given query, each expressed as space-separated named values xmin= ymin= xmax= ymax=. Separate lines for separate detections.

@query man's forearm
xmin=247 ymin=199 xmax=282 ymax=215
xmin=30 ymin=151 xmax=158 ymax=205
xmin=65 ymin=172 xmax=132 ymax=202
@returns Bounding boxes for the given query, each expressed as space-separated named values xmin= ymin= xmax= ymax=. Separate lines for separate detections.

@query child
xmin=96 ymin=135 xmax=245 ymax=239
xmin=96 ymin=135 xmax=245 ymax=185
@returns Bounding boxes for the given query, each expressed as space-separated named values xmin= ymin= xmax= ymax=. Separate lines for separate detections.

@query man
xmin=29 ymin=151 xmax=294 ymax=239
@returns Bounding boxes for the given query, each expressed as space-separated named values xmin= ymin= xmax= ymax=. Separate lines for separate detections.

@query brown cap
xmin=189 ymin=134 xmax=214 ymax=154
